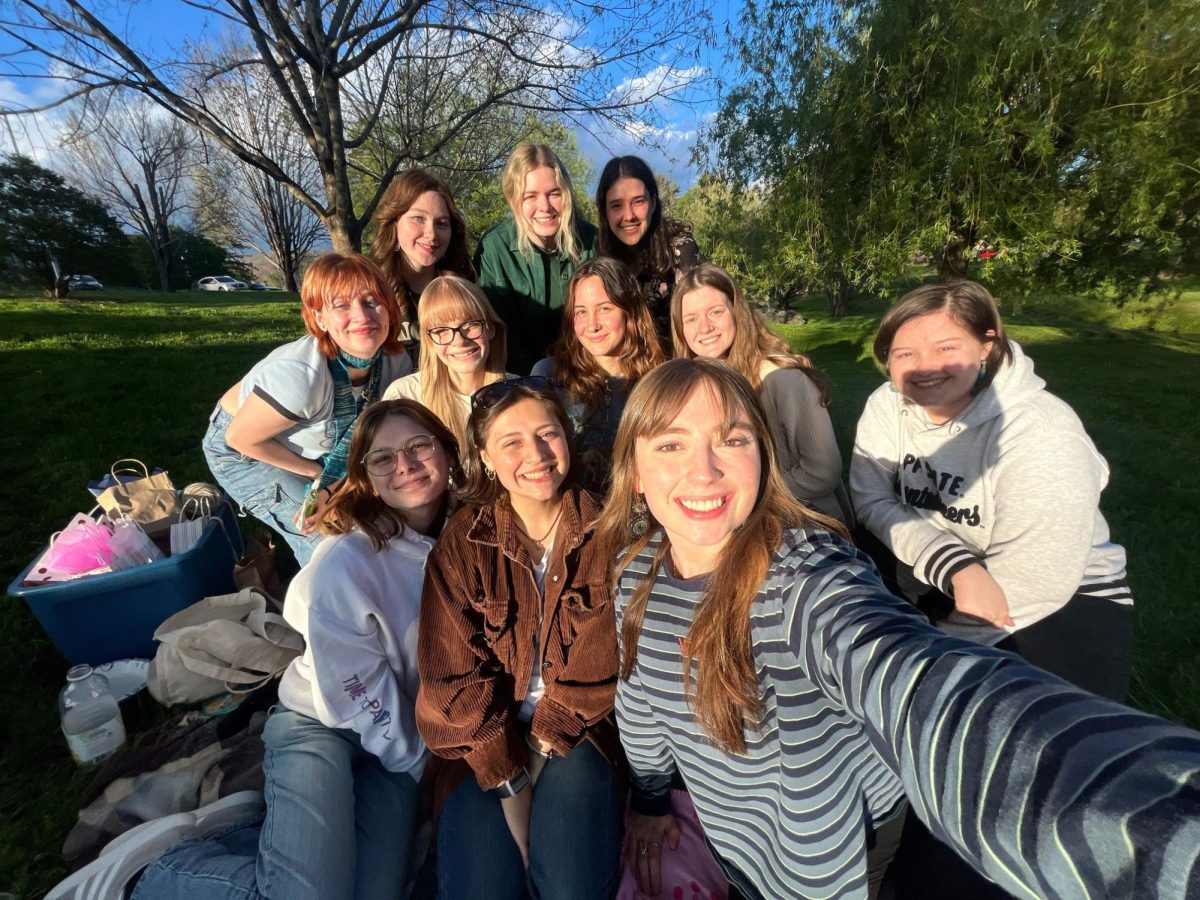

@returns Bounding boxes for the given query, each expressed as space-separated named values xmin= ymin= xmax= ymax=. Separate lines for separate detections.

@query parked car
xmin=67 ymin=274 xmax=103 ymax=291
xmin=194 ymin=275 xmax=248 ymax=291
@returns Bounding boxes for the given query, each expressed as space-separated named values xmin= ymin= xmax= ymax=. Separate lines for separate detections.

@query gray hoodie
xmin=850 ymin=341 xmax=1131 ymax=645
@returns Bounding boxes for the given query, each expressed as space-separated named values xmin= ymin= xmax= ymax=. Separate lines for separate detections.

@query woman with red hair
xmin=202 ymin=252 xmax=412 ymax=564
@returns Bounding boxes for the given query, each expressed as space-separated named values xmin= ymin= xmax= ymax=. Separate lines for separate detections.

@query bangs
xmin=303 ymin=256 xmax=391 ymax=309
xmin=419 ymin=279 xmax=492 ymax=328
xmin=627 ymin=364 xmax=755 ymax=443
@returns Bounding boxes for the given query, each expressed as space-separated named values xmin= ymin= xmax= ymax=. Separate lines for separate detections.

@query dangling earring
xmin=630 ymin=494 xmax=651 ymax=538
xmin=977 ymin=359 xmax=988 ymax=383
xmin=448 ymin=471 xmax=457 ymax=491
xmin=485 ymin=466 xmax=496 ymax=482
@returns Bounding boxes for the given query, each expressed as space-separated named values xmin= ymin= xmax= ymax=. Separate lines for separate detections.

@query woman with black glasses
xmin=415 ymin=376 xmax=622 ymax=900
xmin=383 ymin=275 xmax=514 ymax=452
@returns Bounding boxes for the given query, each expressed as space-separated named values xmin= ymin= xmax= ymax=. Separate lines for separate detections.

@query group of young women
xmin=88 ymin=143 xmax=1199 ymax=900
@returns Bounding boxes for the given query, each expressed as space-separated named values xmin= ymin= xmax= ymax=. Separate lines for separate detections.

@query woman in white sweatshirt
xmin=850 ymin=280 xmax=1132 ymax=703
xmin=132 ymin=399 xmax=461 ymax=900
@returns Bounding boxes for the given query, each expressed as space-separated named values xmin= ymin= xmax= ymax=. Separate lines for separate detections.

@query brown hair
xmin=415 ymin=276 xmax=509 ymax=449
xmin=595 ymin=358 xmax=846 ymax=754
xmin=550 ymin=257 xmax=665 ymax=416
xmin=501 ymin=143 xmax=585 ymax=263
xmin=299 ymin=252 xmax=408 ymax=359
xmin=873 ymin=280 xmax=1013 ymax=390
xmin=459 ymin=380 xmax=577 ymax=507
xmin=594 ymin=155 xmax=682 ymax=283
xmin=367 ymin=168 xmax=475 ymax=307
xmin=671 ymin=264 xmax=831 ymax=403
xmin=318 ymin=399 xmax=462 ymax=550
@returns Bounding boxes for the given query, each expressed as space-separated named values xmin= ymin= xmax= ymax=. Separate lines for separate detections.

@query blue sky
xmin=0 ymin=0 xmax=743 ymax=193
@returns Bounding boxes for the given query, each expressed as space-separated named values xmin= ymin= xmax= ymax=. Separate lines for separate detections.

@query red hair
xmin=299 ymin=252 xmax=408 ymax=359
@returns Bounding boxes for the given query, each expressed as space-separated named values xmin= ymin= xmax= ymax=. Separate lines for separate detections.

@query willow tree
xmin=709 ymin=0 xmax=1200 ymax=306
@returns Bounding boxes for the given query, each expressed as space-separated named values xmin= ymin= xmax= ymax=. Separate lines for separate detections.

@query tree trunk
xmin=937 ymin=240 xmax=969 ymax=280
xmin=825 ymin=273 xmax=851 ymax=318
xmin=325 ymin=217 xmax=362 ymax=255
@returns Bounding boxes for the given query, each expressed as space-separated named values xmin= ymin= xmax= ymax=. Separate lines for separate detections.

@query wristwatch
xmin=489 ymin=767 xmax=531 ymax=799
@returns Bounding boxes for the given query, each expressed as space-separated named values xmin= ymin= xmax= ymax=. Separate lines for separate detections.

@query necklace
xmin=515 ymin=502 xmax=564 ymax=551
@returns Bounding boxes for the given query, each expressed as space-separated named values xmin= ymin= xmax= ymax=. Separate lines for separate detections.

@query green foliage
xmin=0 ymin=154 xmax=131 ymax=291
xmin=127 ymin=227 xmax=253 ymax=290
xmin=707 ymin=0 xmax=1200 ymax=304
xmin=353 ymin=114 xmax=596 ymax=250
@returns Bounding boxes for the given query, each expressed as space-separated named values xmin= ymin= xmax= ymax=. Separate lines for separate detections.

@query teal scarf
xmin=319 ymin=349 xmax=383 ymax=489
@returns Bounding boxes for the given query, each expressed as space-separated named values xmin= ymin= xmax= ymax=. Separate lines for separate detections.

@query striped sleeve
xmin=787 ymin=533 xmax=1200 ymax=899
xmin=614 ymin=554 xmax=675 ymax=816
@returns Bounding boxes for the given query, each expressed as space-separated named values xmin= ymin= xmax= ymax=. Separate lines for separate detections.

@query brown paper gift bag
xmin=96 ymin=459 xmax=182 ymax=538
xmin=233 ymin=530 xmax=282 ymax=597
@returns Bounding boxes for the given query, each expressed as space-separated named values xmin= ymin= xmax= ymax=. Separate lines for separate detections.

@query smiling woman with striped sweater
xmin=596 ymin=358 xmax=1200 ymax=900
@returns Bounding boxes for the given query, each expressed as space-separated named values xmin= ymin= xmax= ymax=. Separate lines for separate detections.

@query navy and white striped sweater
xmin=615 ymin=528 xmax=1200 ymax=899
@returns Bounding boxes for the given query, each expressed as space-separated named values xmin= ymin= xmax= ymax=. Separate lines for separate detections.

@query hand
xmin=500 ymin=786 xmax=533 ymax=869
xmin=527 ymin=738 xmax=553 ymax=787
xmin=296 ymin=482 xmax=337 ymax=533
xmin=950 ymin=563 xmax=1014 ymax=628
xmin=626 ymin=812 xmax=680 ymax=897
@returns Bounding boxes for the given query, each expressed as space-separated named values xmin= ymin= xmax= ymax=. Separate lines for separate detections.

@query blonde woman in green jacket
xmin=475 ymin=143 xmax=597 ymax=373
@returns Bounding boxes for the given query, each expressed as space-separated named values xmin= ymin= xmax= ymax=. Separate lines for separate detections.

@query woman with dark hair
xmin=202 ymin=252 xmax=412 ymax=565
xmin=475 ymin=144 xmax=598 ymax=372
xmin=531 ymin=257 xmax=665 ymax=487
xmin=100 ymin=400 xmax=462 ymax=900
xmin=416 ymin=377 xmax=622 ymax=900
xmin=850 ymin=280 xmax=1133 ymax=699
xmin=595 ymin=155 xmax=700 ymax=341
xmin=598 ymin=357 xmax=1200 ymax=900
xmin=672 ymin=262 xmax=851 ymax=524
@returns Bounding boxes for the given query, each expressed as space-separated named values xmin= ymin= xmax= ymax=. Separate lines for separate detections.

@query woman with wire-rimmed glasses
xmin=416 ymin=375 xmax=623 ymax=900
xmin=383 ymin=275 xmax=514 ymax=455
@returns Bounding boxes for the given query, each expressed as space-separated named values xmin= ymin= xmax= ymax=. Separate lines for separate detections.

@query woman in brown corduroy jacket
xmin=416 ymin=376 xmax=622 ymax=900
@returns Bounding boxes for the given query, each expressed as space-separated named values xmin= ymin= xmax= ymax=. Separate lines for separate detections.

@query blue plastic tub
xmin=7 ymin=502 xmax=245 ymax=665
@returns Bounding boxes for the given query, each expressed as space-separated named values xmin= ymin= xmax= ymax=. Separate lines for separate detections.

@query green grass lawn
xmin=2 ymin=287 xmax=1199 ymax=897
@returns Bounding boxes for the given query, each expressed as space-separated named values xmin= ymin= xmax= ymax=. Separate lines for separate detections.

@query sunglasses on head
xmin=470 ymin=375 xmax=556 ymax=412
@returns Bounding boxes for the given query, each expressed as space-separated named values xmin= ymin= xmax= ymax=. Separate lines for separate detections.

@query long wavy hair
xmin=595 ymin=155 xmax=686 ymax=283
xmin=458 ymin=380 xmax=577 ymax=508
xmin=367 ymin=169 xmax=475 ymax=312
xmin=595 ymin=359 xmax=845 ymax=754
xmin=501 ymin=143 xmax=586 ymax=263
xmin=318 ymin=399 xmax=462 ymax=549
xmin=415 ymin=276 xmax=509 ymax=449
xmin=671 ymin=263 xmax=831 ymax=403
xmin=873 ymin=279 xmax=1013 ymax=393
xmin=550 ymin=257 xmax=665 ymax=417
xmin=299 ymin=252 xmax=408 ymax=359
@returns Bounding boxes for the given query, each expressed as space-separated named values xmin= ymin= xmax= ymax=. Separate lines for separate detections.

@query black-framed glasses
xmin=426 ymin=320 xmax=490 ymax=345
xmin=470 ymin=375 xmax=556 ymax=412
xmin=362 ymin=436 xmax=438 ymax=475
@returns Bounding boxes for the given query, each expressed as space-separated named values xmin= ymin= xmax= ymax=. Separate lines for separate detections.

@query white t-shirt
xmin=518 ymin=538 xmax=552 ymax=722
xmin=239 ymin=336 xmax=412 ymax=460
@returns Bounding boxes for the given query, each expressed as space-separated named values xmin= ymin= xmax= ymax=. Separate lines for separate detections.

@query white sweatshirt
xmin=278 ymin=528 xmax=431 ymax=777
xmin=850 ymin=341 xmax=1131 ymax=645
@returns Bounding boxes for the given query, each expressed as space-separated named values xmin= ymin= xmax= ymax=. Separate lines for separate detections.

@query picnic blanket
xmin=62 ymin=689 xmax=274 ymax=870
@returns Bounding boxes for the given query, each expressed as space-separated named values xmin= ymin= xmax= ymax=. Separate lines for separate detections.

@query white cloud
xmin=611 ymin=64 xmax=707 ymax=107
xmin=0 ymin=78 xmax=71 ymax=166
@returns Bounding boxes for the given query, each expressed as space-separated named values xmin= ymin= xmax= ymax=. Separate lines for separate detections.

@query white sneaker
xmin=44 ymin=792 xmax=265 ymax=900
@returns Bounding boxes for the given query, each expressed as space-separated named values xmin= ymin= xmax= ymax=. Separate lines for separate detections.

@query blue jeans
xmin=436 ymin=738 xmax=621 ymax=900
xmin=131 ymin=707 xmax=421 ymax=900
xmin=202 ymin=406 xmax=322 ymax=566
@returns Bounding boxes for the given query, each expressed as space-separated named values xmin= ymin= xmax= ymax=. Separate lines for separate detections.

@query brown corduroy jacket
xmin=415 ymin=485 xmax=619 ymax=789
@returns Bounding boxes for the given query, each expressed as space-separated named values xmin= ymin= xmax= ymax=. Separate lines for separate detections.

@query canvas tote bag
xmin=96 ymin=459 xmax=182 ymax=538
xmin=148 ymin=587 xmax=304 ymax=706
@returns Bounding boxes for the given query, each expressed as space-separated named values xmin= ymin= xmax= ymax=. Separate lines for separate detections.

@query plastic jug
xmin=59 ymin=664 xmax=127 ymax=765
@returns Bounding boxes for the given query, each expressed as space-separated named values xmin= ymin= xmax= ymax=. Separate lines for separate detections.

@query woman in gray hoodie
xmin=850 ymin=280 xmax=1133 ymax=702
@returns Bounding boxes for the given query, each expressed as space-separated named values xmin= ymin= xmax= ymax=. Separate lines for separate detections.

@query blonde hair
xmin=501 ymin=143 xmax=585 ymax=263
xmin=416 ymin=276 xmax=509 ymax=448
xmin=671 ymin=263 xmax=830 ymax=403
xmin=595 ymin=358 xmax=845 ymax=754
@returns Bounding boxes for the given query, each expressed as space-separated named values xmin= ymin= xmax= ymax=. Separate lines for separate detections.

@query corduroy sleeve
xmin=415 ymin=535 xmax=527 ymax=789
